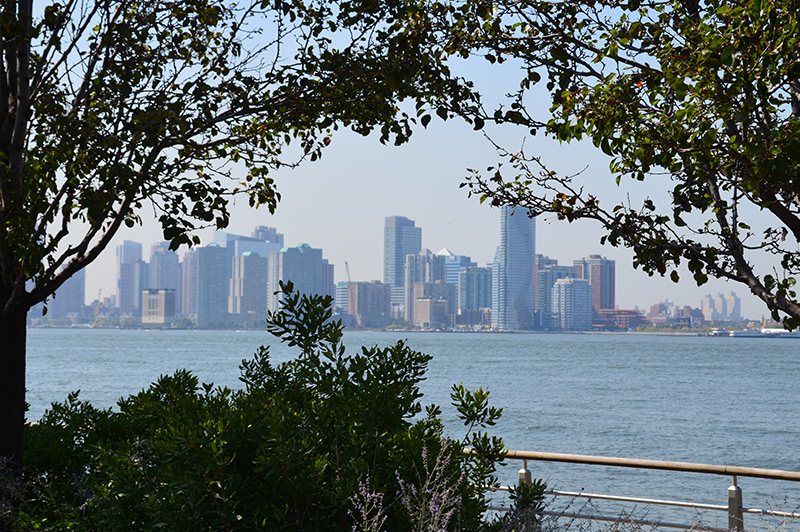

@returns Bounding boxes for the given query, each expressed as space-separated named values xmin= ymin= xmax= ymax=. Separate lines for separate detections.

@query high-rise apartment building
xmin=49 ymin=268 xmax=86 ymax=318
xmin=458 ymin=267 xmax=492 ymax=311
xmin=180 ymin=248 xmax=198 ymax=318
xmin=348 ymin=281 xmax=391 ymax=328
xmin=116 ymin=240 xmax=144 ymax=315
xmin=412 ymin=281 xmax=456 ymax=328
xmin=268 ymin=243 xmax=333 ymax=312
xmin=701 ymin=292 xmax=741 ymax=321
xmin=435 ymin=248 xmax=476 ymax=285
xmin=403 ymin=249 xmax=446 ymax=322
xmin=335 ymin=281 xmax=350 ymax=314
xmin=534 ymin=254 xmax=559 ymax=311
xmin=383 ymin=216 xmax=422 ymax=307
xmin=149 ymin=242 xmax=181 ymax=313
xmin=573 ymin=255 xmax=615 ymax=318
xmin=229 ymin=252 xmax=269 ymax=315
xmin=552 ymin=278 xmax=592 ymax=331
xmin=196 ymin=243 xmax=231 ymax=327
xmin=538 ymin=264 xmax=577 ymax=328
xmin=492 ymin=207 xmax=536 ymax=330
xmin=252 ymin=226 xmax=285 ymax=247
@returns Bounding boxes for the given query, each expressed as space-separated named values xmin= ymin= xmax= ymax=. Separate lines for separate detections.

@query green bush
xmin=18 ymin=283 xmax=525 ymax=531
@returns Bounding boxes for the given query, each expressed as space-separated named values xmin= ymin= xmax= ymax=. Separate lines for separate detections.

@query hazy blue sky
xmin=79 ymin=57 xmax=779 ymax=320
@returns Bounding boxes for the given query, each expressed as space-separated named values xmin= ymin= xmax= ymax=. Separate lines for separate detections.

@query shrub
xmin=18 ymin=283 xmax=515 ymax=531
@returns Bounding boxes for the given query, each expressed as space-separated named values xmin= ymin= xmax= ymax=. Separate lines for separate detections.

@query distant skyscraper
xmin=383 ymin=216 xmax=422 ymax=306
xmin=435 ymin=248 xmax=476 ymax=285
xmin=534 ymin=254 xmax=558 ymax=311
xmin=701 ymin=291 xmax=741 ymax=321
xmin=196 ymin=243 xmax=231 ymax=327
xmin=335 ymin=281 xmax=350 ymax=313
xmin=349 ymin=281 xmax=391 ymax=328
xmin=573 ymin=255 xmax=615 ymax=318
xmin=252 ymin=226 xmax=285 ymax=246
xmin=538 ymin=264 xmax=577 ymax=327
xmin=213 ymin=230 xmax=282 ymax=258
xmin=552 ymin=278 xmax=592 ymax=331
xmin=268 ymin=243 xmax=333 ymax=312
xmin=404 ymin=249 xmax=446 ymax=322
xmin=181 ymin=248 xmax=198 ymax=318
xmin=116 ymin=240 xmax=143 ymax=315
xmin=458 ymin=267 xmax=492 ymax=311
xmin=724 ymin=292 xmax=741 ymax=321
xmin=493 ymin=207 xmax=536 ymax=330
xmin=149 ymin=242 xmax=181 ymax=312
xmin=229 ymin=252 xmax=269 ymax=315
xmin=412 ymin=281 xmax=456 ymax=328
xmin=49 ymin=268 xmax=86 ymax=318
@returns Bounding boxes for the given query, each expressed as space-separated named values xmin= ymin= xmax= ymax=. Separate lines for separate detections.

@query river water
xmin=26 ymin=328 xmax=800 ymax=529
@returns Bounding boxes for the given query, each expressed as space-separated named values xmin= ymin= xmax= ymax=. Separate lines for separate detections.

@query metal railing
xmin=466 ymin=449 xmax=800 ymax=531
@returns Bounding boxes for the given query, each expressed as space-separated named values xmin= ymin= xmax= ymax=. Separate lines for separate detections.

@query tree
xmin=433 ymin=0 xmax=800 ymax=325
xmin=0 ymin=0 xmax=471 ymax=485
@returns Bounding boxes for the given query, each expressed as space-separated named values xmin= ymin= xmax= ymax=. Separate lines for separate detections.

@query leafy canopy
xmin=1 ymin=0 xmax=473 ymax=312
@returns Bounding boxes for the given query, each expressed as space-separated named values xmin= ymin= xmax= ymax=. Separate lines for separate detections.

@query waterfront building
xmin=403 ymin=249 xmax=446 ymax=322
xmin=252 ymin=226 xmax=284 ymax=247
xmin=493 ymin=206 xmax=536 ymax=330
xmin=116 ymin=240 xmax=145 ymax=315
xmin=458 ymin=266 xmax=492 ymax=311
xmin=49 ymin=268 xmax=86 ymax=319
xmin=435 ymin=248 xmax=476 ymax=286
xmin=213 ymin=229 xmax=283 ymax=260
xmin=335 ymin=281 xmax=350 ymax=314
xmin=415 ymin=281 xmax=455 ymax=312
xmin=229 ymin=252 xmax=269 ymax=315
xmin=348 ymin=281 xmax=391 ymax=328
xmin=533 ymin=254 xmax=558 ymax=311
xmin=149 ymin=242 xmax=181 ymax=313
xmin=701 ymin=292 xmax=741 ymax=321
xmin=413 ymin=298 xmax=449 ymax=329
xmin=552 ymin=277 xmax=592 ymax=331
xmin=180 ymin=248 xmax=198 ymax=318
xmin=383 ymin=216 xmax=422 ymax=307
xmin=597 ymin=308 xmax=646 ymax=330
xmin=141 ymin=289 xmax=176 ymax=325
xmin=196 ymin=243 xmax=231 ymax=327
xmin=573 ymin=255 xmax=615 ymax=319
xmin=537 ymin=264 xmax=577 ymax=328
xmin=268 ymin=243 xmax=333 ymax=312
xmin=491 ymin=246 xmax=500 ymax=327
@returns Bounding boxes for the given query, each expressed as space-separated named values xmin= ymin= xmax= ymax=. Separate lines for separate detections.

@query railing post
xmin=519 ymin=458 xmax=531 ymax=485
xmin=728 ymin=475 xmax=744 ymax=531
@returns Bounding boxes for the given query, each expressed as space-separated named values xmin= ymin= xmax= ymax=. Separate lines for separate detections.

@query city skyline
xmin=46 ymin=216 xmax=747 ymax=327
xmin=74 ymin=120 xmax=772 ymax=320
xmin=75 ymin=211 xmax=763 ymax=321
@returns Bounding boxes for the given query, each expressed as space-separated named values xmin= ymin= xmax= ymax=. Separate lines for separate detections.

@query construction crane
xmin=344 ymin=262 xmax=361 ymax=329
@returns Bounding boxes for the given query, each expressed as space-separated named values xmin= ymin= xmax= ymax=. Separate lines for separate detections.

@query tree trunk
xmin=0 ymin=305 xmax=26 ymax=532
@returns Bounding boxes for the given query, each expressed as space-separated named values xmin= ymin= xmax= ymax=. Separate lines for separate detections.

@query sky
xmin=83 ymin=107 xmax=774 ymax=320
xmin=68 ymin=40 xmax=787 ymax=321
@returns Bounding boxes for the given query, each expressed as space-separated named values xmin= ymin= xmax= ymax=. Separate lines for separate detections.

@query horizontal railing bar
xmin=491 ymin=450 xmax=800 ymax=482
xmin=548 ymin=489 xmax=728 ymax=512
xmin=490 ymin=485 xmax=726 ymax=511
xmin=486 ymin=507 xmax=726 ymax=531
xmin=743 ymin=507 xmax=800 ymax=519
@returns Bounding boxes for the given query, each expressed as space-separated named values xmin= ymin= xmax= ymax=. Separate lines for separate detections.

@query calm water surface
xmin=27 ymin=329 xmax=800 ymax=527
